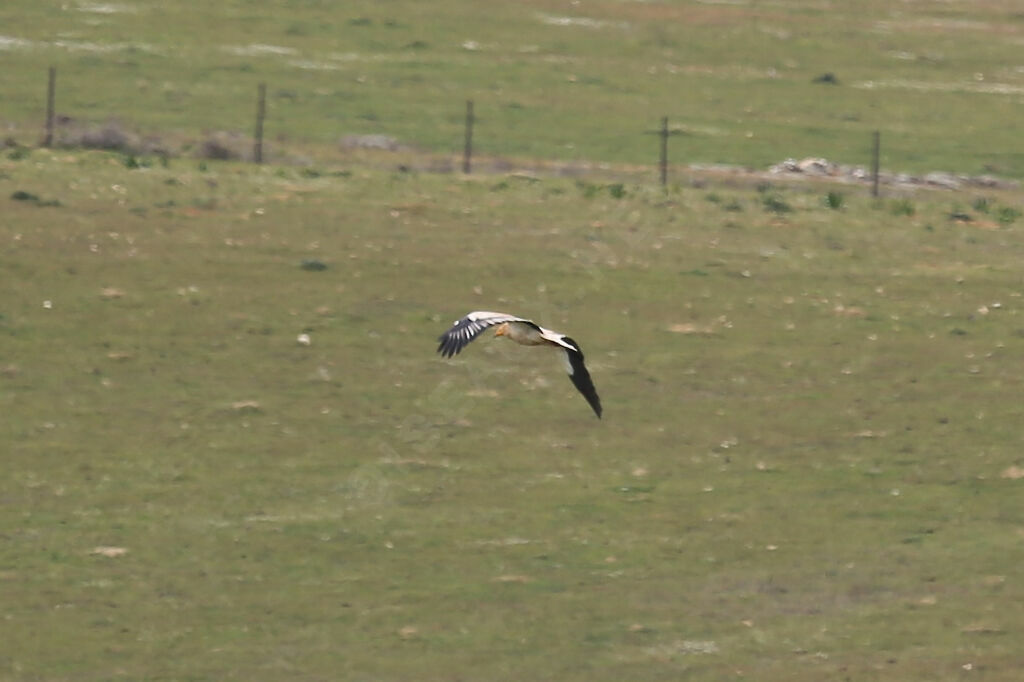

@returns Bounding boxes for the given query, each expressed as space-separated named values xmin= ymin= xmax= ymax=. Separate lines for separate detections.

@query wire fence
xmin=33 ymin=65 xmax=891 ymax=194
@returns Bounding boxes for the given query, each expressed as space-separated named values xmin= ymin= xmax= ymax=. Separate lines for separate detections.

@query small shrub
xmin=996 ymin=206 xmax=1021 ymax=225
xmin=197 ymin=139 xmax=234 ymax=160
xmin=301 ymin=259 xmax=328 ymax=271
xmin=71 ymin=121 xmax=135 ymax=151
xmin=10 ymin=190 xmax=60 ymax=207
xmin=890 ymin=199 xmax=915 ymax=216
xmin=762 ymin=193 xmax=792 ymax=213
xmin=825 ymin=191 xmax=844 ymax=210
xmin=607 ymin=183 xmax=626 ymax=199
xmin=123 ymin=155 xmax=152 ymax=169
xmin=576 ymin=181 xmax=600 ymax=199
xmin=197 ymin=132 xmax=246 ymax=161
xmin=971 ymin=197 xmax=991 ymax=213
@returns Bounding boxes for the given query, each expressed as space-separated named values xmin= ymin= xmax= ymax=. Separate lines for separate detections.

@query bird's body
xmin=437 ymin=311 xmax=602 ymax=418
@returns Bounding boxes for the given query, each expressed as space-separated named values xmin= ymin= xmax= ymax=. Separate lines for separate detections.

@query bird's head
xmin=493 ymin=322 xmax=509 ymax=337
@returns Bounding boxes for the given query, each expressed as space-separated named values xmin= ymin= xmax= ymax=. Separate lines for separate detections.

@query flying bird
xmin=437 ymin=311 xmax=602 ymax=418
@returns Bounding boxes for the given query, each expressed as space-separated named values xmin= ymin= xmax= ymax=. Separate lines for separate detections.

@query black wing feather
xmin=436 ymin=312 xmax=533 ymax=358
xmin=561 ymin=336 xmax=603 ymax=419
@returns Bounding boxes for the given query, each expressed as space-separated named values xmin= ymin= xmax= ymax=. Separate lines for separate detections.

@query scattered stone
xmin=90 ymin=546 xmax=128 ymax=557
xmin=100 ymin=287 xmax=125 ymax=299
xmin=766 ymin=156 xmax=1017 ymax=191
xmin=492 ymin=574 xmax=531 ymax=583
xmin=797 ymin=157 xmax=839 ymax=176
xmin=924 ymin=172 xmax=962 ymax=190
xmin=666 ymin=322 xmax=716 ymax=334
xmin=340 ymin=134 xmax=400 ymax=151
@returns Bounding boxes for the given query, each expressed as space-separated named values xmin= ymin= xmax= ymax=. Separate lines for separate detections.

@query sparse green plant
xmin=890 ymin=199 xmax=916 ymax=216
xmin=997 ymin=206 xmax=1021 ymax=224
xmin=825 ymin=191 xmax=844 ymax=210
xmin=762 ymin=193 xmax=792 ymax=213
xmin=576 ymin=181 xmax=600 ymax=199
xmin=123 ymin=154 xmax=152 ymax=169
xmin=972 ymin=196 xmax=992 ymax=213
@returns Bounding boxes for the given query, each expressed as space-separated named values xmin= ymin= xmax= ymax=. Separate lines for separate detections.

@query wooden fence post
xmin=43 ymin=66 xmax=56 ymax=148
xmin=871 ymin=130 xmax=881 ymax=198
xmin=253 ymin=82 xmax=266 ymax=164
xmin=463 ymin=100 xmax=474 ymax=174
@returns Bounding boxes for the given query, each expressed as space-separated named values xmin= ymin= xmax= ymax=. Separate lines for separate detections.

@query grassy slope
xmin=2 ymin=149 xmax=1024 ymax=680
xmin=2 ymin=1 xmax=1024 ymax=175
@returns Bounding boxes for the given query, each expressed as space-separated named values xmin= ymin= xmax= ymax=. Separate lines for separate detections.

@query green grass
xmin=3 ymin=1 xmax=1024 ymax=175
xmin=3 ymin=148 xmax=1024 ymax=680
xmin=4 ymin=1 xmax=1024 ymax=678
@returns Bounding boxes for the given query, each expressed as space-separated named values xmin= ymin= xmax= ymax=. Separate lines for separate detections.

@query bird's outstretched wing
xmin=436 ymin=311 xmax=537 ymax=358
xmin=558 ymin=337 xmax=603 ymax=419
xmin=438 ymin=311 xmax=603 ymax=419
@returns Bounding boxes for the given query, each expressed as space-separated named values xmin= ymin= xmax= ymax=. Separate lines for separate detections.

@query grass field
xmin=3 ymin=0 xmax=1024 ymax=175
xmin=3 ymin=1 xmax=1024 ymax=680
xmin=3 ymin=146 xmax=1024 ymax=680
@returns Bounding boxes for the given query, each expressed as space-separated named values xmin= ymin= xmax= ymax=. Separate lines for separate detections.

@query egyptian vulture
xmin=437 ymin=311 xmax=602 ymax=418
